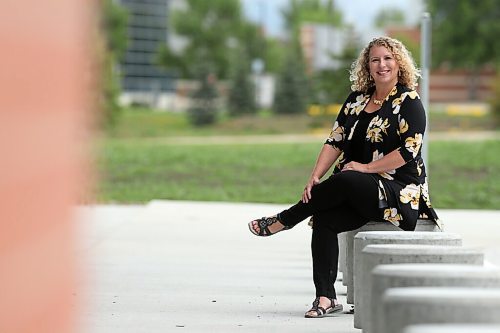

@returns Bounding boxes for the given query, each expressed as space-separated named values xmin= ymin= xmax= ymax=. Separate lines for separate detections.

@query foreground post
xmin=0 ymin=1 xmax=94 ymax=333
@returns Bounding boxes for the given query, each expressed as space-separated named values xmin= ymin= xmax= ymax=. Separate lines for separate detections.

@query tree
xmin=187 ymin=65 xmax=219 ymax=126
xmin=273 ymin=47 xmax=310 ymax=114
xmin=227 ymin=51 xmax=256 ymax=116
xmin=374 ymin=8 xmax=406 ymax=28
xmin=100 ymin=0 xmax=128 ymax=128
xmin=282 ymin=0 xmax=342 ymax=42
xmin=313 ymin=40 xmax=361 ymax=104
xmin=427 ymin=0 xmax=500 ymax=99
xmin=158 ymin=0 xmax=266 ymax=80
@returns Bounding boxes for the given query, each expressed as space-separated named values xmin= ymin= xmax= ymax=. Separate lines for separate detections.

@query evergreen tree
xmin=273 ymin=48 xmax=309 ymax=114
xmin=188 ymin=66 xmax=219 ymax=126
xmin=227 ymin=52 xmax=256 ymax=116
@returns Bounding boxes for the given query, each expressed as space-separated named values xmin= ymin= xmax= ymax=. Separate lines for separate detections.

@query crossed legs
xmin=249 ymin=171 xmax=381 ymax=317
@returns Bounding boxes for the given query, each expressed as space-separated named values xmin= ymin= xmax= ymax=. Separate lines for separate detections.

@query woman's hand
xmin=302 ymin=176 xmax=320 ymax=203
xmin=342 ymin=161 xmax=370 ymax=173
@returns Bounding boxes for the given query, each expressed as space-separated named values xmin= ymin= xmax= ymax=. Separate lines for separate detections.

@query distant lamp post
xmin=420 ymin=12 xmax=431 ymax=172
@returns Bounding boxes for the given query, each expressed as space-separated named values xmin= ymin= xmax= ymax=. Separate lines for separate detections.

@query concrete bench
xmin=370 ymin=264 xmax=500 ymax=333
xmin=351 ymin=231 xmax=461 ymax=306
xmin=354 ymin=244 xmax=484 ymax=329
xmin=344 ymin=219 xmax=441 ymax=303
xmin=338 ymin=232 xmax=347 ymax=284
xmin=403 ymin=324 xmax=500 ymax=333
xmin=381 ymin=287 xmax=500 ymax=333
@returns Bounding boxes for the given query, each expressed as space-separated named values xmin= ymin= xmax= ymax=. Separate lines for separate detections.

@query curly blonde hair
xmin=350 ymin=36 xmax=420 ymax=92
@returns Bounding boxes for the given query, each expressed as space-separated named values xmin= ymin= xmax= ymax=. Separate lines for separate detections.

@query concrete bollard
xmin=353 ymin=232 xmax=462 ymax=331
xmin=371 ymin=264 xmax=500 ymax=333
xmin=345 ymin=219 xmax=441 ymax=303
xmin=354 ymin=244 xmax=483 ymax=329
xmin=351 ymin=231 xmax=460 ymax=306
xmin=403 ymin=324 xmax=500 ymax=333
xmin=382 ymin=287 xmax=500 ymax=333
xmin=338 ymin=232 xmax=347 ymax=284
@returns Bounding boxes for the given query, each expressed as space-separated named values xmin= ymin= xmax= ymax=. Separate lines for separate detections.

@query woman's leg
xmin=311 ymin=209 xmax=373 ymax=300
xmin=279 ymin=171 xmax=379 ymax=228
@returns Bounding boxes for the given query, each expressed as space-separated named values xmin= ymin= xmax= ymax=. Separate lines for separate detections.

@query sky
xmin=241 ymin=0 xmax=425 ymax=42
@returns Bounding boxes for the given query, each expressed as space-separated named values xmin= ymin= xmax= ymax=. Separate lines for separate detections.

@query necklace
xmin=372 ymin=97 xmax=384 ymax=106
xmin=373 ymin=92 xmax=388 ymax=106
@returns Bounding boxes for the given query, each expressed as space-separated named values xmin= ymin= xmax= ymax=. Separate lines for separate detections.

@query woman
xmin=248 ymin=37 xmax=441 ymax=318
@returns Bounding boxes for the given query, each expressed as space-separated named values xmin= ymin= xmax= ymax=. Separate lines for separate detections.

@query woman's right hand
xmin=302 ymin=176 xmax=320 ymax=203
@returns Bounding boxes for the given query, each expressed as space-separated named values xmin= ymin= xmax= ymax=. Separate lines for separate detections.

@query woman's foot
xmin=304 ymin=296 xmax=343 ymax=318
xmin=248 ymin=215 xmax=289 ymax=236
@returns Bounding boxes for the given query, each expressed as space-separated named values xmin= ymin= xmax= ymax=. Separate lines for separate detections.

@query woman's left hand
xmin=342 ymin=161 xmax=369 ymax=173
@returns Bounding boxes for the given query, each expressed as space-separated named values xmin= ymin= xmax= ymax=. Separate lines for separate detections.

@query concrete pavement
xmin=76 ymin=201 xmax=500 ymax=333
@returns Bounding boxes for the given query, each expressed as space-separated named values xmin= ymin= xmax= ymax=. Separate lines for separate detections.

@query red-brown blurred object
xmin=0 ymin=1 xmax=95 ymax=332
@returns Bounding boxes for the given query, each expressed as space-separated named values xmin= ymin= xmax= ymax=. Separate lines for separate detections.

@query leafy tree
xmin=278 ymin=0 xmax=347 ymax=109
xmin=273 ymin=46 xmax=310 ymax=114
xmin=313 ymin=40 xmax=360 ymax=104
xmin=100 ymin=0 xmax=128 ymax=128
xmin=374 ymin=8 xmax=406 ymax=28
xmin=158 ymin=0 xmax=265 ymax=80
xmin=427 ymin=0 xmax=500 ymax=99
xmin=282 ymin=0 xmax=342 ymax=42
xmin=227 ymin=51 xmax=256 ymax=116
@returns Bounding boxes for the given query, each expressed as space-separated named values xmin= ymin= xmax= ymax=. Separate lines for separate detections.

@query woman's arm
xmin=342 ymin=148 xmax=405 ymax=173
xmin=302 ymin=144 xmax=341 ymax=203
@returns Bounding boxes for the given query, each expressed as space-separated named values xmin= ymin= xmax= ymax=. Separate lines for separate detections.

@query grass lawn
xmin=107 ymin=106 xmax=498 ymax=139
xmin=95 ymin=139 xmax=500 ymax=210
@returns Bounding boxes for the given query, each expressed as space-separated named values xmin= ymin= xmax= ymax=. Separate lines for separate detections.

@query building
xmin=299 ymin=23 xmax=352 ymax=74
xmin=118 ymin=0 xmax=176 ymax=108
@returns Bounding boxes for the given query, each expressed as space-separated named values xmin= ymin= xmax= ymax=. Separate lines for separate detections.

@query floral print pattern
xmin=400 ymin=184 xmax=420 ymax=210
xmin=399 ymin=117 xmax=409 ymax=134
xmin=405 ymin=133 xmax=423 ymax=158
xmin=327 ymin=121 xmax=344 ymax=143
xmin=366 ymin=116 xmax=390 ymax=143
xmin=392 ymin=90 xmax=419 ymax=114
xmin=384 ymin=208 xmax=402 ymax=226
xmin=345 ymin=94 xmax=370 ymax=115
xmin=324 ymin=83 xmax=439 ymax=231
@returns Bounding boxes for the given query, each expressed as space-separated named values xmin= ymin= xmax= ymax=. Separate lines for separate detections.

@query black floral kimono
xmin=325 ymin=83 xmax=441 ymax=231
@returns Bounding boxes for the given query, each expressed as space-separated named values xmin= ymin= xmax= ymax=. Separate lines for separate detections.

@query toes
xmin=305 ymin=310 xmax=318 ymax=318
xmin=251 ymin=221 xmax=260 ymax=233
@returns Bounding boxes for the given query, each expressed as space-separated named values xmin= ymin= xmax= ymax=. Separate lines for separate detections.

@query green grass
xmin=107 ymin=107 xmax=316 ymax=138
xmin=106 ymin=106 xmax=498 ymax=139
xmin=95 ymin=139 xmax=500 ymax=209
xmin=428 ymin=140 xmax=500 ymax=209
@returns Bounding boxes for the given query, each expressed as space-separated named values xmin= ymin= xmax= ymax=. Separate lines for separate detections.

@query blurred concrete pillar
xmin=0 ymin=1 xmax=95 ymax=333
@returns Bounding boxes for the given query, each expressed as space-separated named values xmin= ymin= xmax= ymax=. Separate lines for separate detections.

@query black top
xmin=325 ymin=83 xmax=441 ymax=231
xmin=350 ymin=110 xmax=379 ymax=164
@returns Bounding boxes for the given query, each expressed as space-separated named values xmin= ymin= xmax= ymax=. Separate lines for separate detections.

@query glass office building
xmin=119 ymin=0 xmax=175 ymax=95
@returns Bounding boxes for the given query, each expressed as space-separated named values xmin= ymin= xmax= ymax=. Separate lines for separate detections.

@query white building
xmin=300 ymin=23 xmax=352 ymax=73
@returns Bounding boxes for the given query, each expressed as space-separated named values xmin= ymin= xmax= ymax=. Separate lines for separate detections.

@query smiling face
xmin=368 ymin=45 xmax=400 ymax=87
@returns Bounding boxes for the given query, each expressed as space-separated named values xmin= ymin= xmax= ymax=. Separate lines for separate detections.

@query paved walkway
xmin=76 ymin=201 xmax=500 ymax=333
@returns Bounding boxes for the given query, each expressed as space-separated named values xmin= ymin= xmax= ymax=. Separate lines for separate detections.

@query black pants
xmin=278 ymin=171 xmax=380 ymax=299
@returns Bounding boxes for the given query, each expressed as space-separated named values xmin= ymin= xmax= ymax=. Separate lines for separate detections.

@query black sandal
xmin=304 ymin=297 xmax=343 ymax=318
xmin=248 ymin=216 xmax=289 ymax=237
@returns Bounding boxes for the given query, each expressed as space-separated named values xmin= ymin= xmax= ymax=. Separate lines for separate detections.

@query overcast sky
xmin=241 ymin=0 xmax=425 ymax=42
